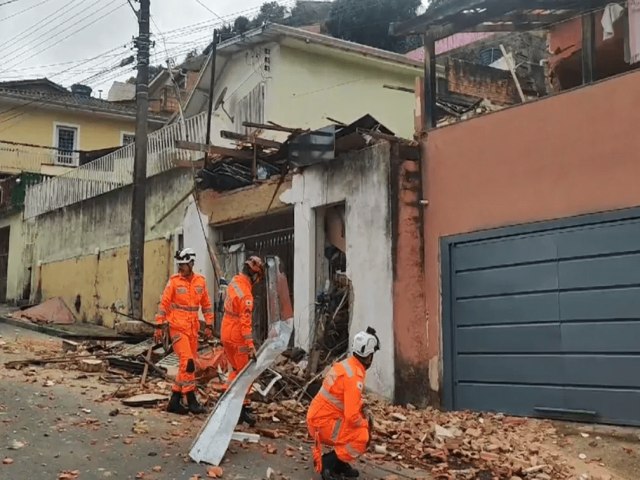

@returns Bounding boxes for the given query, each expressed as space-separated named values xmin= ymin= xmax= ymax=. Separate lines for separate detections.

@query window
xmin=121 ymin=133 xmax=135 ymax=145
xmin=54 ymin=125 xmax=78 ymax=166
xmin=235 ymin=82 xmax=265 ymax=134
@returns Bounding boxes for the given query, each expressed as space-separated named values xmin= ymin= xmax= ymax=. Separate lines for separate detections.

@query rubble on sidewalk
xmin=10 ymin=297 xmax=76 ymax=325
xmin=251 ymin=397 xmax=581 ymax=480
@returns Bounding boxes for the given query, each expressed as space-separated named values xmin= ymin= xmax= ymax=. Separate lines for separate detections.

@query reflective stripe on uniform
xmin=319 ymin=386 xmax=344 ymax=411
xmin=224 ymin=310 xmax=241 ymax=318
xmin=331 ymin=418 xmax=343 ymax=442
xmin=202 ymin=307 xmax=213 ymax=314
xmin=345 ymin=443 xmax=361 ymax=459
xmin=340 ymin=359 xmax=354 ymax=378
xmin=171 ymin=303 xmax=199 ymax=312
xmin=229 ymin=281 xmax=243 ymax=298
xmin=242 ymin=334 xmax=253 ymax=340
xmin=238 ymin=345 xmax=251 ymax=354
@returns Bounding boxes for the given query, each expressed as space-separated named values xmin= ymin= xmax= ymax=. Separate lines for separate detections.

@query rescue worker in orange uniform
xmin=154 ymin=248 xmax=214 ymax=415
xmin=221 ymin=255 xmax=265 ymax=427
xmin=307 ymin=327 xmax=380 ymax=480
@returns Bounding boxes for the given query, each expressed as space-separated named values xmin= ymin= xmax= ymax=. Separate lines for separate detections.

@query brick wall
xmin=447 ymin=58 xmax=522 ymax=105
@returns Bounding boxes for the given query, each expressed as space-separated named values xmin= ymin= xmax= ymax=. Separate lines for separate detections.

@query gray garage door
xmin=443 ymin=211 xmax=640 ymax=426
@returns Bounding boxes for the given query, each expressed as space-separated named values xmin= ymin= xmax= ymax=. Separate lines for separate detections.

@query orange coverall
xmin=220 ymin=273 xmax=255 ymax=393
xmin=156 ymin=273 xmax=214 ymax=394
xmin=306 ymin=355 xmax=370 ymax=471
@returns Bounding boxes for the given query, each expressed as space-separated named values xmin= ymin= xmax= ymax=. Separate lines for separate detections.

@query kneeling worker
xmin=307 ymin=327 xmax=380 ymax=479
xmin=154 ymin=248 xmax=214 ymax=414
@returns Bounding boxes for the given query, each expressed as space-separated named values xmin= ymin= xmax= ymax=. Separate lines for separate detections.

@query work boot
xmin=336 ymin=458 xmax=360 ymax=478
xmin=238 ymin=405 xmax=256 ymax=427
xmin=185 ymin=391 xmax=207 ymax=415
xmin=320 ymin=450 xmax=341 ymax=480
xmin=166 ymin=392 xmax=189 ymax=415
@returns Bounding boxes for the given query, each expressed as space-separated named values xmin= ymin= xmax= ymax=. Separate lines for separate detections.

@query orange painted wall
xmin=422 ymin=71 xmax=640 ymax=396
xmin=391 ymin=157 xmax=429 ymax=406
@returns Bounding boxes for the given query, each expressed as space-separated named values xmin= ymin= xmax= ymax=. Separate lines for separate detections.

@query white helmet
xmin=351 ymin=327 xmax=380 ymax=358
xmin=175 ymin=247 xmax=196 ymax=264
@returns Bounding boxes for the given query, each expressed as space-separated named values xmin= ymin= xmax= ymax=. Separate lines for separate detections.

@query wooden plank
xmin=220 ymin=130 xmax=282 ymax=149
xmin=423 ymin=34 xmax=437 ymax=130
xmin=383 ymin=84 xmax=414 ymax=93
xmin=175 ymin=140 xmax=255 ymax=160
xmin=172 ymin=159 xmax=205 ymax=168
xmin=581 ymin=11 xmax=596 ymax=84
xmin=242 ymin=121 xmax=303 ymax=133
xmin=499 ymin=44 xmax=526 ymax=103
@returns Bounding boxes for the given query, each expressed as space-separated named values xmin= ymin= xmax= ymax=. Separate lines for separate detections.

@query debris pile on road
xmin=252 ymin=398 xmax=578 ymax=480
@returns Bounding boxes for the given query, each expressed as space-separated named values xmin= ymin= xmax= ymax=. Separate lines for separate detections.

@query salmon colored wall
xmin=391 ymin=157 xmax=430 ymax=406
xmin=422 ymin=71 xmax=640 ymax=397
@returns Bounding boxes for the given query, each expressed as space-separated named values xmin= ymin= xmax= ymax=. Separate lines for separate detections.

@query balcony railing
xmin=24 ymin=112 xmax=208 ymax=219
xmin=0 ymin=143 xmax=57 ymax=174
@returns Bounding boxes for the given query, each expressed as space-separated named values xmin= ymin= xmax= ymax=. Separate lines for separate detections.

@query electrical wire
xmin=0 ymin=1 xmax=127 ymax=74
xmin=0 ymin=0 xmax=89 ymax=53
xmin=0 ymin=43 xmax=131 ymax=131
xmin=192 ymin=0 xmax=225 ymax=21
xmin=0 ymin=0 xmax=56 ymax=23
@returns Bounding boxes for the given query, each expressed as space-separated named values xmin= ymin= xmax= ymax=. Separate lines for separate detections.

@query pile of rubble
xmin=1 ymin=327 xmax=592 ymax=480
xmin=251 ymin=396 xmax=579 ymax=480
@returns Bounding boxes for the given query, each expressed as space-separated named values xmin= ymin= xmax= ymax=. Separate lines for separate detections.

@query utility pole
xmin=129 ymin=0 xmax=151 ymax=322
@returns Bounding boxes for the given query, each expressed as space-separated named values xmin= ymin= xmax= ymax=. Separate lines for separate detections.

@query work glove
xmin=203 ymin=325 xmax=214 ymax=340
xmin=248 ymin=346 xmax=257 ymax=361
xmin=153 ymin=324 xmax=165 ymax=344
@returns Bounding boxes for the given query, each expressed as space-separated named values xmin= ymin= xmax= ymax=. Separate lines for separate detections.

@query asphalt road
xmin=0 ymin=322 xmax=428 ymax=480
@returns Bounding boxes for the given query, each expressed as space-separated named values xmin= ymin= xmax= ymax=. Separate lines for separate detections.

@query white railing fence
xmin=0 ymin=143 xmax=56 ymax=174
xmin=24 ymin=112 xmax=208 ymax=219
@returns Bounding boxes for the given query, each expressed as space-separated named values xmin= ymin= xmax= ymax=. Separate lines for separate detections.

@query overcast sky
xmin=0 ymin=0 xmax=269 ymax=94
xmin=0 ymin=0 xmax=427 ymax=96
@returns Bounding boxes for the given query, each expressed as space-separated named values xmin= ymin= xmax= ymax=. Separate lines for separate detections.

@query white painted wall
xmin=280 ymin=143 xmax=395 ymax=399
xmin=208 ymin=43 xmax=280 ymax=147
xmin=182 ymin=197 xmax=218 ymax=320
xmin=202 ymin=38 xmax=419 ymax=147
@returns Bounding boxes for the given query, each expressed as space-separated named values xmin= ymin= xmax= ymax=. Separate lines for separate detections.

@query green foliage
xmin=325 ymin=0 xmax=421 ymax=53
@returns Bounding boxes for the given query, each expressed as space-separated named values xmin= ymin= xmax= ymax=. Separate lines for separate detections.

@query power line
xmin=192 ymin=0 xmax=225 ymax=22
xmin=0 ymin=0 xmax=55 ymax=23
xmin=0 ymin=0 xmax=87 ymax=54
xmin=0 ymin=0 xmax=111 ymax=67
xmin=0 ymin=43 xmax=132 ymax=131
xmin=0 ymin=0 xmax=22 ymax=6
xmin=0 ymin=1 xmax=128 ymax=74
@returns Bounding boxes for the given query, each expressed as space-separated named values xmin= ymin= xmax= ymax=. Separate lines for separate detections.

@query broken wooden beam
xmin=220 ymin=130 xmax=282 ymax=149
xmin=242 ymin=121 xmax=305 ymax=134
xmin=175 ymin=140 xmax=255 ymax=161
xmin=383 ymin=84 xmax=414 ymax=93
xmin=172 ymin=159 xmax=204 ymax=168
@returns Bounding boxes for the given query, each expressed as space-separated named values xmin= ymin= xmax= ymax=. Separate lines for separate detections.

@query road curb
xmin=0 ymin=315 xmax=141 ymax=342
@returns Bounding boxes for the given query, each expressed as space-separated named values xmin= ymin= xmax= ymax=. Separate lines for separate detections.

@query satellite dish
xmin=213 ymin=87 xmax=234 ymax=123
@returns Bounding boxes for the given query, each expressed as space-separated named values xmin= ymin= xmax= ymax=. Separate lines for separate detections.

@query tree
xmin=325 ymin=0 xmax=421 ymax=53
xmin=251 ymin=1 xmax=288 ymax=27
xmin=287 ymin=0 xmax=332 ymax=27
xmin=234 ymin=15 xmax=251 ymax=34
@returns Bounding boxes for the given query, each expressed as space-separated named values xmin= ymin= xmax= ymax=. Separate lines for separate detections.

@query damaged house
xmin=16 ymin=23 xmax=426 ymax=400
